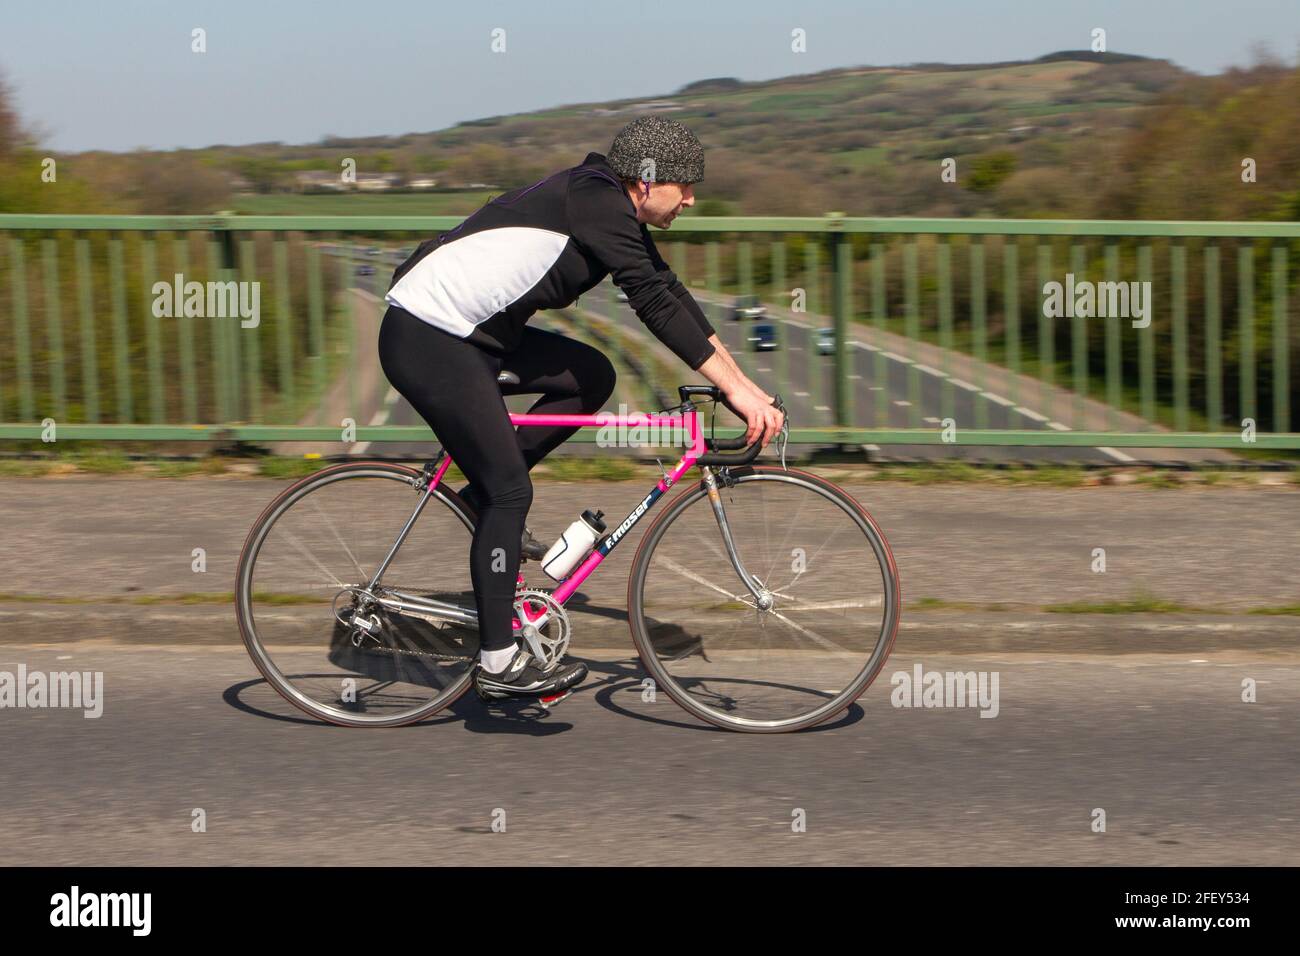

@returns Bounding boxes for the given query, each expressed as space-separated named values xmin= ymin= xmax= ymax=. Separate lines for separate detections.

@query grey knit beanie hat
xmin=606 ymin=115 xmax=705 ymax=184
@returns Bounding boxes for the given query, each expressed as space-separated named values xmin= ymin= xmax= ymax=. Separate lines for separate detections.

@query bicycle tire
xmin=626 ymin=464 xmax=901 ymax=733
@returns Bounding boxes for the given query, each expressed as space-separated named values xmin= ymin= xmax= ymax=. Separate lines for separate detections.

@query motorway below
xmin=581 ymin=282 xmax=1237 ymax=466
xmin=325 ymin=244 xmax=1237 ymax=467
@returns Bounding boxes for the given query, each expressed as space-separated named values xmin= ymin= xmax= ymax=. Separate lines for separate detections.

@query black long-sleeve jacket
xmin=385 ymin=151 xmax=716 ymax=369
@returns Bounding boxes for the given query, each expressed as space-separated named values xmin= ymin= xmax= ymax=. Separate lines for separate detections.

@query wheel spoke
xmin=763 ymin=609 xmax=857 ymax=656
xmin=651 ymin=553 xmax=748 ymax=603
xmin=308 ymin=494 xmax=369 ymax=582
xmin=239 ymin=466 xmax=477 ymax=726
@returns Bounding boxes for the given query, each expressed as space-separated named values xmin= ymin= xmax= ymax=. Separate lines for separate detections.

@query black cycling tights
xmin=377 ymin=305 xmax=617 ymax=651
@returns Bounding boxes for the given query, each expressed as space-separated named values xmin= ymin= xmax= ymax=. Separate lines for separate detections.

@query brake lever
xmin=775 ymin=398 xmax=790 ymax=471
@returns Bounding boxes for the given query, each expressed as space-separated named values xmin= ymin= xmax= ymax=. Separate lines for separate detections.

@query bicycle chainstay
xmin=348 ymin=581 xmax=561 ymax=665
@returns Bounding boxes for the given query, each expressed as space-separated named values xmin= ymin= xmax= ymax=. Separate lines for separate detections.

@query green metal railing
xmin=1 ymin=214 xmax=1296 ymax=451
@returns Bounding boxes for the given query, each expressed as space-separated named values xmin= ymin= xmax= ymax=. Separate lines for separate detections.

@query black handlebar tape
xmin=698 ymin=393 xmax=784 ymax=464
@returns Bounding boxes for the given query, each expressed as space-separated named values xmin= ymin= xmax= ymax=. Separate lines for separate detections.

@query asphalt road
xmin=2 ymin=642 xmax=1295 ymax=865
xmin=3 ymin=474 xmax=1298 ymax=864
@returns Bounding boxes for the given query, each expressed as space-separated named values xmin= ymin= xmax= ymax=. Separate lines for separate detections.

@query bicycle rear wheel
xmin=627 ymin=465 xmax=900 ymax=733
xmin=235 ymin=461 xmax=479 ymax=727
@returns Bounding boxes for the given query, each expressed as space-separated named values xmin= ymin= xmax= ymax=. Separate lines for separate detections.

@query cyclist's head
xmin=607 ymin=115 xmax=703 ymax=229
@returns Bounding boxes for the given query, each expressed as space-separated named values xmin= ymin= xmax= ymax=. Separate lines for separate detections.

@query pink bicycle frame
xmin=423 ymin=406 xmax=708 ymax=612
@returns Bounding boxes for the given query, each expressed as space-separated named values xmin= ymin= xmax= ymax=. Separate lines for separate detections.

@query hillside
xmin=0 ymin=52 xmax=1181 ymax=217
xmin=11 ymin=51 xmax=1299 ymax=221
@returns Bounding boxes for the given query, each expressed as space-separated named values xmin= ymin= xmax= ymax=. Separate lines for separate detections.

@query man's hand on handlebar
xmin=723 ymin=384 xmax=785 ymax=448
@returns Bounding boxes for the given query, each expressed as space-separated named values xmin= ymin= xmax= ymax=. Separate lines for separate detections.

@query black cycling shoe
xmin=520 ymin=526 xmax=549 ymax=561
xmin=474 ymin=646 xmax=588 ymax=702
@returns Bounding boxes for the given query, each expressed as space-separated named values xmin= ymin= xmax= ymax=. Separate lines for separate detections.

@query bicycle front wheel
xmin=627 ymin=465 xmax=900 ymax=733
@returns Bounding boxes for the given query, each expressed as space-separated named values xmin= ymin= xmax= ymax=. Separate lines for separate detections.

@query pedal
xmin=538 ymin=689 xmax=572 ymax=709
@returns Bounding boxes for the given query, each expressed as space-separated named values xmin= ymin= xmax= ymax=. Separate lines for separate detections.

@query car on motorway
xmin=356 ymin=264 xmax=375 ymax=276
xmin=816 ymin=327 xmax=836 ymax=355
xmin=730 ymin=294 xmax=766 ymax=321
xmin=748 ymin=323 xmax=778 ymax=352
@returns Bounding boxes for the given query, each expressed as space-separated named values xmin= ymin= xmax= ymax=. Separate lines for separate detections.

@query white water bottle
xmin=541 ymin=510 xmax=606 ymax=581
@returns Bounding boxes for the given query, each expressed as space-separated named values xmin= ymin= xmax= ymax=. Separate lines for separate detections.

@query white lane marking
xmin=882 ymin=351 xmax=912 ymax=364
xmin=868 ymin=386 xmax=884 ymax=391
xmin=949 ymin=377 xmax=981 ymax=392
xmin=981 ymin=391 xmax=1014 ymax=407
xmin=913 ymin=363 xmax=943 ymax=377
xmin=848 ymin=374 xmax=863 ymax=380
xmin=1098 ymin=446 xmax=1137 ymax=462
xmin=354 ymin=387 xmax=400 ymax=455
xmin=815 ymin=405 xmax=831 ymax=412
xmin=794 ymin=390 xmax=810 ymax=397
xmin=789 ymin=346 xmax=804 ymax=352
xmin=923 ymin=416 xmax=941 ymax=424
xmin=893 ymin=400 xmax=912 ymax=407
xmin=757 ymin=367 xmax=771 ymax=372
xmin=1016 ymin=406 xmax=1049 ymax=422
xmin=853 ymin=341 xmax=880 ymax=352
xmin=1031 ymin=413 xmax=1140 ymax=463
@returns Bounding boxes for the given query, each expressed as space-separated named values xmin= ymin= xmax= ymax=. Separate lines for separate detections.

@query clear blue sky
xmin=3 ymin=0 xmax=1298 ymax=152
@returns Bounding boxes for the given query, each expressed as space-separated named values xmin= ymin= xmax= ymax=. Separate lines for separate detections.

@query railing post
xmin=770 ymin=239 xmax=788 ymax=402
xmin=828 ymin=212 xmax=852 ymax=430
xmin=216 ymin=217 xmax=240 ymax=423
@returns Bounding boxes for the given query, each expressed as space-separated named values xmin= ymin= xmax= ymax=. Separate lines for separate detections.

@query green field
xmin=832 ymin=147 xmax=890 ymax=170
xmin=232 ymin=191 xmax=498 ymax=217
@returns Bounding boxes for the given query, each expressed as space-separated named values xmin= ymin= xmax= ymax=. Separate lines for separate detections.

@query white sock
xmin=480 ymin=645 xmax=517 ymax=674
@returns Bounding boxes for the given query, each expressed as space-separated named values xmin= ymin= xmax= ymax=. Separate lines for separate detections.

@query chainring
xmin=513 ymin=587 xmax=571 ymax=671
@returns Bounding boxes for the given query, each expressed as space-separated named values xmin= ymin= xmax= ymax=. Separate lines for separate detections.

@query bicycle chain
xmin=346 ymin=581 xmax=553 ymax=664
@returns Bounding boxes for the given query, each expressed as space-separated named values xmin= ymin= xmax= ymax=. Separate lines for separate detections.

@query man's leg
xmin=458 ymin=326 xmax=618 ymax=511
xmin=378 ymin=307 xmax=528 ymax=654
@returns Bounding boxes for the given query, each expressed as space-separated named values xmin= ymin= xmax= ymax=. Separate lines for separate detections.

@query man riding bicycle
xmin=378 ymin=116 xmax=784 ymax=702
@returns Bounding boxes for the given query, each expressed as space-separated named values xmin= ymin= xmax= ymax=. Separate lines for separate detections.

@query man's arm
xmin=701 ymin=332 xmax=773 ymax=403
xmin=568 ymin=180 xmax=716 ymax=371
xmin=568 ymin=180 xmax=779 ymax=444
xmin=694 ymin=341 xmax=784 ymax=448
xmin=640 ymin=224 xmax=718 ymax=342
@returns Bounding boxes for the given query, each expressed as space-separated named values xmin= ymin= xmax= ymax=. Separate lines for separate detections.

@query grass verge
xmin=0 ymin=452 xmax=1295 ymax=488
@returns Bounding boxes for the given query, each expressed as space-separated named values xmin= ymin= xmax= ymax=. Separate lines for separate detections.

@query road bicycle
xmin=236 ymin=382 xmax=901 ymax=733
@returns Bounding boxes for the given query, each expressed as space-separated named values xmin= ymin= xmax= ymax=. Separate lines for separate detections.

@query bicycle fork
xmin=700 ymin=466 xmax=774 ymax=611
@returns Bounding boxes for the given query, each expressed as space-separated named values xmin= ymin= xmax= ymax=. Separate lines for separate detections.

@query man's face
xmin=632 ymin=181 xmax=695 ymax=228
